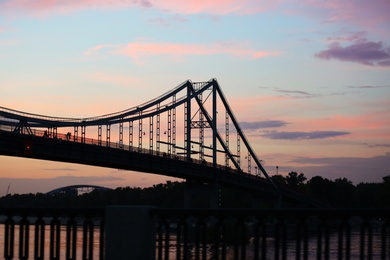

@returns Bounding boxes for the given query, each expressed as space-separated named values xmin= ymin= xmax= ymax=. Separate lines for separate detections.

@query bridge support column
xmin=105 ymin=206 xmax=155 ymax=260
xmin=184 ymin=181 xmax=219 ymax=208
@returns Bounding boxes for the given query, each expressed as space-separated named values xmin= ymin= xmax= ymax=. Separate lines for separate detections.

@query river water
xmin=0 ymin=225 xmax=102 ymax=259
xmin=0 ymin=225 xmax=387 ymax=259
xmin=158 ymin=229 xmax=386 ymax=259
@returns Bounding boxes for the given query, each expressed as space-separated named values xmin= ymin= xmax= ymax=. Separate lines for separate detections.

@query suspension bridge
xmin=0 ymin=79 xmax=322 ymax=207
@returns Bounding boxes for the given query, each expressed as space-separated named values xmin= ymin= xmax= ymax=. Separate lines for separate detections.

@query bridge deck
xmin=0 ymin=129 xmax=273 ymax=190
xmin=0 ymin=127 xmax=326 ymax=207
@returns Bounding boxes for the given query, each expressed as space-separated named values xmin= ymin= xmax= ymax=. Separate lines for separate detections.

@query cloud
xmin=274 ymin=88 xmax=349 ymax=99
xmin=363 ymin=143 xmax=390 ymax=148
xmin=0 ymin=0 xmax=281 ymax=16
xmin=260 ymin=130 xmax=350 ymax=140
xmin=331 ymin=1 xmax=390 ymax=26
xmin=348 ymin=85 xmax=390 ymax=89
xmin=0 ymin=0 xmax=152 ymax=16
xmin=154 ymin=1 xmax=389 ymax=27
xmin=85 ymin=40 xmax=280 ymax=61
xmin=275 ymin=89 xmax=319 ymax=98
xmin=315 ymin=37 xmax=390 ymax=67
xmin=151 ymin=0 xmax=281 ymax=15
xmin=277 ymin=90 xmax=311 ymax=96
xmin=284 ymin=1 xmax=390 ymax=29
xmin=240 ymin=120 xmax=288 ymax=130
xmin=43 ymin=167 xmax=77 ymax=171
xmin=1 ymin=0 xmax=389 ymax=30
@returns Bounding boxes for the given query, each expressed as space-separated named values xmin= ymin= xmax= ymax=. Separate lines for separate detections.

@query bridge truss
xmin=0 ymin=79 xmax=277 ymax=191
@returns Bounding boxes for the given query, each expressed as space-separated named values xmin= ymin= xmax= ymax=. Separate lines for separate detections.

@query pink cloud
xmin=287 ymin=0 xmax=390 ymax=28
xmin=0 ymin=0 xmax=257 ymax=15
xmin=0 ymin=0 xmax=282 ymax=16
xmin=0 ymin=0 xmax=152 ymax=16
xmin=85 ymin=40 xmax=280 ymax=61
xmin=1 ymin=0 xmax=389 ymax=30
xmin=152 ymin=0 xmax=390 ymax=27
xmin=151 ymin=0 xmax=282 ymax=15
xmin=320 ymin=0 xmax=390 ymax=26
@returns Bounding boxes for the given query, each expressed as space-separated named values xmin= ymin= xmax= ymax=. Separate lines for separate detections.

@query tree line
xmin=271 ymin=172 xmax=390 ymax=208
xmin=0 ymin=173 xmax=389 ymax=208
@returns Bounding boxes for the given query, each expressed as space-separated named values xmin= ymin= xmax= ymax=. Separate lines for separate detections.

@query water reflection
xmin=0 ymin=223 xmax=387 ymax=259
xmin=160 ymin=230 xmax=387 ymax=259
xmin=0 ymin=225 xmax=102 ymax=260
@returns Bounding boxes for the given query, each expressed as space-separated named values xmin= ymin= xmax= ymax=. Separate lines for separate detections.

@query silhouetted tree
xmin=355 ymin=182 xmax=381 ymax=208
xmin=378 ymin=175 xmax=390 ymax=207
xmin=285 ymin=171 xmax=307 ymax=191
xmin=271 ymin=174 xmax=286 ymax=186
xmin=306 ymin=176 xmax=332 ymax=204
xmin=1 ymin=177 xmax=390 ymax=209
xmin=329 ymin=178 xmax=356 ymax=207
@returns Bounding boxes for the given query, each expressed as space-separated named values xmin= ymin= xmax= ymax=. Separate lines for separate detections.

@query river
xmin=0 ymin=225 xmax=102 ymax=259
xmin=0 ymin=225 xmax=386 ymax=259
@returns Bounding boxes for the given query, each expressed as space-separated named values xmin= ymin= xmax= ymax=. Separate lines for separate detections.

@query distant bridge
xmin=0 ymin=79 xmax=323 ymax=207
xmin=47 ymin=185 xmax=112 ymax=196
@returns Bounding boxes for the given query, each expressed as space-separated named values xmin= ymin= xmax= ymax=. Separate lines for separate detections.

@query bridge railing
xmin=1 ymin=207 xmax=389 ymax=259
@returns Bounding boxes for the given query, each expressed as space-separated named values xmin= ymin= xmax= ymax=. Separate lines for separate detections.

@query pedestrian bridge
xmin=0 ymin=79 xmax=322 ymax=207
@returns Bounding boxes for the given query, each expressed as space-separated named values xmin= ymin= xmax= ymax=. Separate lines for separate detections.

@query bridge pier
xmin=105 ymin=206 xmax=155 ymax=260
xmin=184 ymin=180 xmax=219 ymax=208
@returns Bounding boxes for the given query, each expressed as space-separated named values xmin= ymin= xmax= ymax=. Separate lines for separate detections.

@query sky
xmin=0 ymin=0 xmax=389 ymax=195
